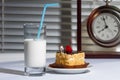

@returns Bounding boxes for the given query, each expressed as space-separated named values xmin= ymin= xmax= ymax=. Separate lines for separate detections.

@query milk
xmin=24 ymin=39 xmax=46 ymax=67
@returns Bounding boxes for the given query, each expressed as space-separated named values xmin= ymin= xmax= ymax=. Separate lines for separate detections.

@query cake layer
xmin=55 ymin=52 xmax=85 ymax=66
xmin=49 ymin=62 xmax=89 ymax=68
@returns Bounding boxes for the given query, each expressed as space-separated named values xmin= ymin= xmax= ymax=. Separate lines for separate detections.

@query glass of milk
xmin=24 ymin=23 xmax=46 ymax=76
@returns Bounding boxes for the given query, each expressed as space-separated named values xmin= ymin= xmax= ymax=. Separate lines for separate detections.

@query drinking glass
xmin=24 ymin=23 xmax=46 ymax=76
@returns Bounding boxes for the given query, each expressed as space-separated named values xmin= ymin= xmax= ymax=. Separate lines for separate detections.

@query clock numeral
xmin=113 ymin=20 xmax=116 ymax=23
xmin=97 ymin=21 xmax=100 ymax=24
xmin=106 ymin=35 xmax=109 ymax=38
xmin=114 ymin=30 xmax=117 ymax=32
xmin=105 ymin=15 xmax=108 ymax=19
xmin=100 ymin=17 xmax=103 ymax=20
xmin=115 ymin=25 xmax=118 ymax=27
xmin=101 ymin=34 xmax=104 ymax=37
xmin=96 ymin=26 xmax=100 ymax=29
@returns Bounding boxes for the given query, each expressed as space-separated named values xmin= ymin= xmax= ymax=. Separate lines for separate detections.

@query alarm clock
xmin=87 ymin=0 xmax=120 ymax=47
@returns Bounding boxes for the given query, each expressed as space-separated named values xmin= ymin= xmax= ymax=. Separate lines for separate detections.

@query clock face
xmin=92 ymin=13 xmax=120 ymax=42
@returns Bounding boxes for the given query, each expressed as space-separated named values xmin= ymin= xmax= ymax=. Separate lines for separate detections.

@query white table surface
xmin=0 ymin=53 xmax=120 ymax=80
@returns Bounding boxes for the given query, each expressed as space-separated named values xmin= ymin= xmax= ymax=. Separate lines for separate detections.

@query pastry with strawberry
xmin=49 ymin=45 xmax=89 ymax=68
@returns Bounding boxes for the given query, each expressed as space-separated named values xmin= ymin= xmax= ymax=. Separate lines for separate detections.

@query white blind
xmin=0 ymin=0 xmax=2 ymax=52
xmin=71 ymin=0 xmax=77 ymax=51
xmin=1 ymin=0 xmax=120 ymax=53
xmin=0 ymin=0 xmax=75 ymax=53
xmin=81 ymin=0 xmax=120 ymax=52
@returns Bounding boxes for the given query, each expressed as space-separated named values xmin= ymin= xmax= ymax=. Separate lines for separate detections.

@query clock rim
xmin=87 ymin=6 xmax=120 ymax=47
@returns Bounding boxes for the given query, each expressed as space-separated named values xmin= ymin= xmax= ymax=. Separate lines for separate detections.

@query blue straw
xmin=37 ymin=3 xmax=59 ymax=39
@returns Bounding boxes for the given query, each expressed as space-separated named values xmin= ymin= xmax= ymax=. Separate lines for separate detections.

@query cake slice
xmin=49 ymin=52 xmax=89 ymax=68
xmin=49 ymin=45 xmax=89 ymax=68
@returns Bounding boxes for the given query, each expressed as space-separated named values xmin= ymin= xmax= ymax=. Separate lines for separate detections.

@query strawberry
xmin=65 ymin=45 xmax=72 ymax=54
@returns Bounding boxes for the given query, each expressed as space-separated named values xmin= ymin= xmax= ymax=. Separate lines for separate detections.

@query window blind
xmin=81 ymin=0 xmax=120 ymax=52
xmin=1 ymin=0 xmax=120 ymax=53
xmin=71 ymin=0 xmax=77 ymax=51
xmin=0 ymin=0 xmax=74 ymax=53
xmin=0 ymin=0 xmax=2 ymax=52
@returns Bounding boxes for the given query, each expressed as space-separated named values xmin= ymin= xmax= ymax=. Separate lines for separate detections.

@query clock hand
xmin=102 ymin=17 xmax=107 ymax=26
xmin=103 ymin=17 xmax=115 ymax=34
xmin=98 ymin=28 xmax=105 ymax=33
xmin=98 ymin=25 xmax=109 ymax=32
xmin=98 ymin=25 xmax=108 ymax=33
xmin=98 ymin=16 xmax=109 ymax=33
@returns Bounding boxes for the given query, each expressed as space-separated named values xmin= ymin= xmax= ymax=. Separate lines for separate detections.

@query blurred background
xmin=0 ymin=0 xmax=76 ymax=53
xmin=0 ymin=0 xmax=120 ymax=54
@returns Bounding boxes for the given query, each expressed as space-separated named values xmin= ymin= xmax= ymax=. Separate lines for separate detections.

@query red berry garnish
xmin=65 ymin=45 xmax=72 ymax=54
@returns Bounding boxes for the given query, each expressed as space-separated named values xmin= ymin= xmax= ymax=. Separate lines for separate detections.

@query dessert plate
xmin=47 ymin=65 xmax=91 ymax=74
